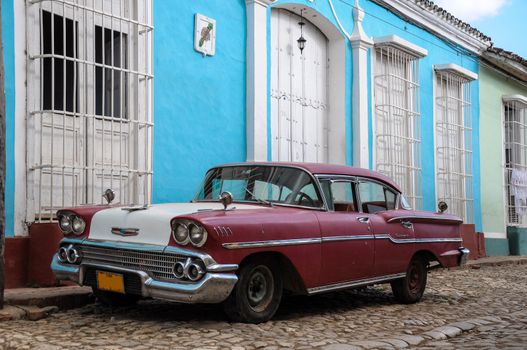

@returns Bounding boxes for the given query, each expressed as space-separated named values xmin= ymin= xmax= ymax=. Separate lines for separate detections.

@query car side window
xmin=358 ymin=180 xmax=397 ymax=213
xmin=330 ymin=181 xmax=357 ymax=212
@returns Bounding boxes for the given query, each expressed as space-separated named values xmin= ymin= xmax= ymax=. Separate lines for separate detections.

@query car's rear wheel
xmin=391 ymin=256 xmax=428 ymax=304
xmin=223 ymin=258 xmax=283 ymax=323
xmin=92 ymin=287 xmax=141 ymax=307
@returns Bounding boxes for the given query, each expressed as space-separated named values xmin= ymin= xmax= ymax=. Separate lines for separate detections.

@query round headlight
xmin=72 ymin=216 xmax=86 ymax=235
xmin=59 ymin=215 xmax=72 ymax=234
xmin=173 ymin=222 xmax=189 ymax=245
xmin=58 ymin=246 xmax=68 ymax=262
xmin=189 ymin=223 xmax=207 ymax=247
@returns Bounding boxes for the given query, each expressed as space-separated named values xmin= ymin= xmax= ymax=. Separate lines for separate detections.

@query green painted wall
xmin=480 ymin=65 xmax=527 ymax=256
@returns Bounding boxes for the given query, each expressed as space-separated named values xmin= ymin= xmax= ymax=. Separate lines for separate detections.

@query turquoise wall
xmin=2 ymin=0 xmax=15 ymax=237
xmin=152 ymin=0 xmax=248 ymax=203
xmin=0 ymin=0 xmax=484 ymax=235
xmin=360 ymin=0 xmax=482 ymax=230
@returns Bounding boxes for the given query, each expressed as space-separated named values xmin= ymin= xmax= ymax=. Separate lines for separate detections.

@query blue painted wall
xmin=2 ymin=0 xmax=15 ymax=237
xmin=0 ymin=0 xmax=483 ymax=234
xmin=152 ymin=0 xmax=247 ymax=203
xmin=359 ymin=0 xmax=482 ymax=230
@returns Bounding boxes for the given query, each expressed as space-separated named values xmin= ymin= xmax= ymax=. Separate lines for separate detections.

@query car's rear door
xmin=316 ymin=178 xmax=375 ymax=286
xmin=357 ymin=179 xmax=416 ymax=276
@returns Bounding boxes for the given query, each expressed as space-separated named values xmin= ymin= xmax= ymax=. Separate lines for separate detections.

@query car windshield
xmin=194 ymin=165 xmax=324 ymax=208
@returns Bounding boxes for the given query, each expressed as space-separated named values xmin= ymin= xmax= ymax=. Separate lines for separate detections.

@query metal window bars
xmin=26 ymin=0 xmax=153 ymax=222
xmin=374 ymin=46 xmax=422 ymax=209
xmin=435 ymin=72 xmax=474 ymax=223
xmin=504 ymin=99 xmax=527 ymax=226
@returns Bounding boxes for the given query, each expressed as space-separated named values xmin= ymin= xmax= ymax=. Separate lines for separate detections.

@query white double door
xmin=270 ymin=9 xmax=329 ymax=163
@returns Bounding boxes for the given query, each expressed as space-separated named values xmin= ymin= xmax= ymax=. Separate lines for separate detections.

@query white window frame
xmin=372 ymin=36 xmax=427 ymax=209
xmin=433 ymin=64 xmax=477 ymax=223
xmin=503 ymin=95 xmax=527 ymax=227
xmin=25 ymin=0 xmax=153 ymax=222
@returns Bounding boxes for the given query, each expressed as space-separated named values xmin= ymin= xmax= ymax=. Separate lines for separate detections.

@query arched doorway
xmin=270 ymin=8 xmax=329 ymax=163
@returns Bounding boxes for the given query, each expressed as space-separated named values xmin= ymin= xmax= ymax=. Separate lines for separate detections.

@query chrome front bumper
xmin=51 ymin=240 xmax=238 ymax=304
xmin=459 ymin=247 xmax=470 ymax=266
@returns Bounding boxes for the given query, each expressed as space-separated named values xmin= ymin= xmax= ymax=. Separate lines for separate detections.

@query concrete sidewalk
xmin=0 ymin=286 xmax=92 ymax=321
xmin=0 ymin=255 xmax=526 ymax=321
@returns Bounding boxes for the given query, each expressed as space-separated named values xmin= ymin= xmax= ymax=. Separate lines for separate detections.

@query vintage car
xmin=51 ymin=162 xmax=469 ymax=323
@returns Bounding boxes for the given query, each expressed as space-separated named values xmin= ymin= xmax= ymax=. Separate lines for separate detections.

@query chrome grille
xmin=78 ymin=245 xmax=186 ymax=281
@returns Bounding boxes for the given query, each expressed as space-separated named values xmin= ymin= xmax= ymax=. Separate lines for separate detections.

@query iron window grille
xmin=373 ymin=46 xmax=422 ymax=209
xmin=26 ymin=0 xmax=153 ymax=222
xmin=435 ymin=72 xmax=474 ymax=223
xmin=504 ymin=97 xmax=527 ymax=226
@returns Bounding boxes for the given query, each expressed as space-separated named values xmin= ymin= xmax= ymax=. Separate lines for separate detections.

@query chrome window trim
xmin=316 ymin=175 xmax=360 ymax=213
xmin=307 ymin=272 xmax=407 ymax=294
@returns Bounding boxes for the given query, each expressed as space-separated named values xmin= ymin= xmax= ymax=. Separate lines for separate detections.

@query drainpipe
xmin=0 ymin=0 xmax=5 ymax=309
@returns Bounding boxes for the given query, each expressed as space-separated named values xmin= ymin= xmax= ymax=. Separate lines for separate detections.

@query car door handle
xmin=357 ymin=217 xmax=370 ymax=224
xmin=401 ymin=220 xmax=413 ymax=229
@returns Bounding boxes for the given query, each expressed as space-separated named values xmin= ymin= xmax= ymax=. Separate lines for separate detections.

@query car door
xmin=316 ymin=178 xmax=375 ymax=286
xmin=357 ymin=179 xmax=416 ymax=276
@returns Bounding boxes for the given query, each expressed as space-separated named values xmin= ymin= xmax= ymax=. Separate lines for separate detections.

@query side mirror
xmin=102 ymin=188 xmax=115 ymax=204
xmin=219 ymin=191 xmax=233 ymax=210
xmin=438 ymin=201 xmax=448 ymax=213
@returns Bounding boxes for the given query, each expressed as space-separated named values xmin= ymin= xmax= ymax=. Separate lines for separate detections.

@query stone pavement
xmin=0 ymin=263 xmax=526 ymax=349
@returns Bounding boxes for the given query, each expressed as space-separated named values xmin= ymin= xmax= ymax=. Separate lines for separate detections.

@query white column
xmin=245 ymin=0 xmax=274 ymax=161
xmin=349 ymin=0 xmax=373 ymax=168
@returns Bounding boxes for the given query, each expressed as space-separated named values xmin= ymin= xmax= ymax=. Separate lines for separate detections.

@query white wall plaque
xmin=194 ymin=13 xmax=216 ymax=56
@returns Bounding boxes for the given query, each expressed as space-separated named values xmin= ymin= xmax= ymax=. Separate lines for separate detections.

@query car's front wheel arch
xmin=238 ymin=251 xmax=306 ymax=295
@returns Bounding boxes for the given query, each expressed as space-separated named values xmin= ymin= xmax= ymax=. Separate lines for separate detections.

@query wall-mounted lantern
xmin=297 ymin=9 xmax=306 ymax=55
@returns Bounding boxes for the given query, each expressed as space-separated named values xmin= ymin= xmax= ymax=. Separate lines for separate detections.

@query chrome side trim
xmin=321 ymin=235 xmax=375 ymax=243
xmin=307 ymin=272 xmax=406 ymax=294
xmin=223 ymin=234 xmax=462 ymax=249
xmin=375 ymin=234 xmax=463 ymax=244
xmin=222 ymin=238 xmax=321 ymax=250
xmin=386 ymin=215 xmax=463 ymax=224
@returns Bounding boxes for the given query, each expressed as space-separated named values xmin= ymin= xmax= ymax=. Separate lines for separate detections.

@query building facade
xmin=2 ymin=0 xmax=496 ymax=287
xmin=480 ymin=49 xmax=527 ymax=256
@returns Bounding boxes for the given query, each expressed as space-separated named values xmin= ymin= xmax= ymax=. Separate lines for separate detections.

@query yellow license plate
xmin=96 ymin=271 xmax=125 ymax=294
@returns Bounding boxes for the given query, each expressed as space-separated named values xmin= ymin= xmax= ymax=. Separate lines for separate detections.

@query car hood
xmin=88 ymin=202 xmax=268 ymax=246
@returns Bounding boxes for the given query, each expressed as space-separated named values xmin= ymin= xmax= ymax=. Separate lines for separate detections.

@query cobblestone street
xmin=1 ymin=264 xmax=526 ymax=349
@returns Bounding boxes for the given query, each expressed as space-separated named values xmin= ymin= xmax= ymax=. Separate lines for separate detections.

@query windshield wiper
xmin=245 ymin=188 xmax=274 ymax=207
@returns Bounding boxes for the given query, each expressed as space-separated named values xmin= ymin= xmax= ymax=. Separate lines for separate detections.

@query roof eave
xmin=483 ymin=52 xmax=527 ymax=83
xmin=371 ymin=0 xmax=491 ymax=54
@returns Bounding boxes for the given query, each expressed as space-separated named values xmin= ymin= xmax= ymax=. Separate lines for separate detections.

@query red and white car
xmin=51 ymin=163 xmax=469 ymax=323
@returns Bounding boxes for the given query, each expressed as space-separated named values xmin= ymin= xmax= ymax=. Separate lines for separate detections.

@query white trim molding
xmin=350 ymin=0 xmax=373 ymax=169
xmin=370 ymin=0 xmax=491 ymax=54
xmin=14 ymin=0 xmax=27 ymax=235
xmin=483 ymin=232 xmax=507 ymax=240
xmin=503 ymin=94 xmax=527 ymax=108
xmin=434 ymin=63 xmax=478 ymax=81
xmin=245 ymin=0 xmax=275 ymax=161
xmin=374 ymin=35 xmax=428 ymax=58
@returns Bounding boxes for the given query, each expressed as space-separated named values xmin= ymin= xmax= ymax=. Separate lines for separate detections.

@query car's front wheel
xmin=223 ymin=258 xmax=283 ymax=323
xmin=92 ymin=287 xmax=141 ymax=307
xmin=391 ymin=256 xmax=428 ymax=304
